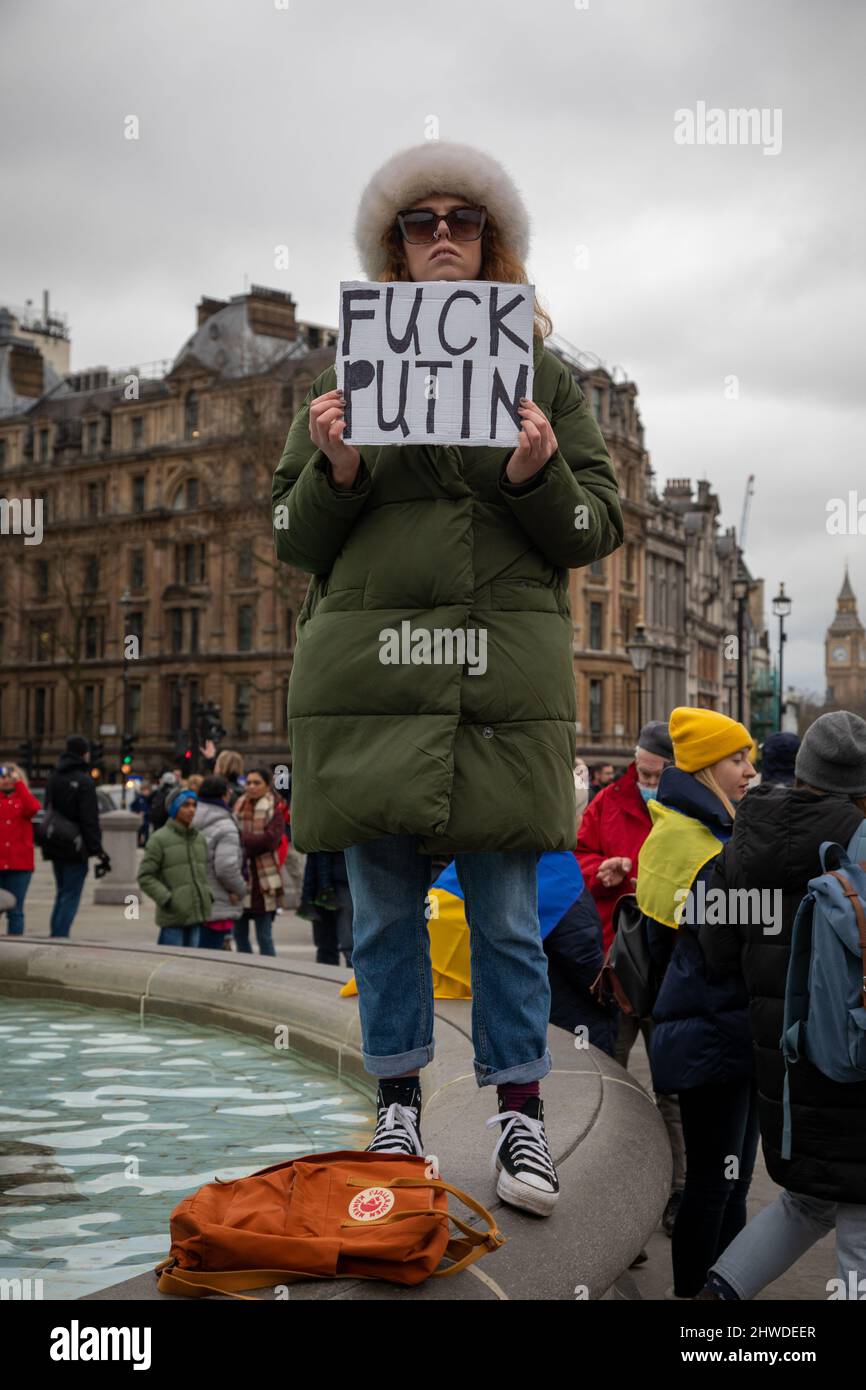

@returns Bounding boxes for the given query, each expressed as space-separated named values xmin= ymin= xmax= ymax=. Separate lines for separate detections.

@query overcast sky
xmin=2 ymin=0 xmax=863 ymax=694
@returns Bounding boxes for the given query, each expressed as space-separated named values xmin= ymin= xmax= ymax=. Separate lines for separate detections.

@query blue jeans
xmin=343 ymin=834 xmax=552 ymax=1086
xmin=234 ymin=911 xmax=275 ymax=956
xmin=198 ymin=925 xmax=232 ymax=949
xmin=50 ymin=860 xmax=89 ymax=938
xmin=712 ymin=1189 xmax=866 ymax=1298
xmin=157 ymin=924 xmax=201 ymax=947
xmin=0 ymin=869 xmax=33 ymax=935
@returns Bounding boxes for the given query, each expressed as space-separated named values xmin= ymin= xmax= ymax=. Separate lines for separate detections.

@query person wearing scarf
xmin=636 ymin=707 xmax=757 ymax=1299
xmin=233 ymin=767 xmax=284 ymax=956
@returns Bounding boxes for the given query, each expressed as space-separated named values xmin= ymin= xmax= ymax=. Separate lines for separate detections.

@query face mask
xmin=638 ymin=784 xmax=658 ymax=802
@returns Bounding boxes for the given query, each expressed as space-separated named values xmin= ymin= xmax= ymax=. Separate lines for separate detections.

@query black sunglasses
xmin=396 ymin=205 xmax=488 ymax=245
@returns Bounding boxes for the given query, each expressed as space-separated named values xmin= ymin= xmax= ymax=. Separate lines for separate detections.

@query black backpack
xmin=591 ymin=894 xmax=662 ymax=1019
xmin=41 ymin=801 xmax=85 ymax=857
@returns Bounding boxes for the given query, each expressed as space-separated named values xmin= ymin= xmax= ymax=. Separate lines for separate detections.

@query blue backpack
xmin=781 ymin=824 xmax=866 ymax=1160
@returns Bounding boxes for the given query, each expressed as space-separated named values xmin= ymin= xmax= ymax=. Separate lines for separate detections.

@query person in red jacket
xmin=0 ymin=763 xmax=41 ymax=935
xmin=576 ymin=721 xmax=673 ymax=952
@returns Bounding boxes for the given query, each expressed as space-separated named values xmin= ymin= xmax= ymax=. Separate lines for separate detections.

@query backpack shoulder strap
xmin=828 ymin=870 xmax=866 ymax=1011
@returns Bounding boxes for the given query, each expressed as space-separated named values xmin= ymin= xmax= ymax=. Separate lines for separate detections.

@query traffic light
xmin=181 ymin=748 xmax=193 ymax=773
xmin=121 ymin=733 xmax=135 ymax=774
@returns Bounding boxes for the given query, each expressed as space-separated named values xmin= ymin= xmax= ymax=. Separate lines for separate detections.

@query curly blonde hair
xmin=377 ymin=206 xmax=553 ymax=341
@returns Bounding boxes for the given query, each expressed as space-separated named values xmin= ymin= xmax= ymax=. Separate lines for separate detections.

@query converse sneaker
xmin=486 ymin=1095 xmax=559 ymax=1216
xmin=365 ymin=1084 xmax=424 ymax=1157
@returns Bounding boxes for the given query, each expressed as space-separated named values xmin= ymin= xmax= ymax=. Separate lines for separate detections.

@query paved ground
xmin=10 ymin=855 xmax=837 ymax=1301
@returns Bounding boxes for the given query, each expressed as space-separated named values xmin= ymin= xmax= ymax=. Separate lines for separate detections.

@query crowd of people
xmin=0 ymin=736 xmax=353 ymax=960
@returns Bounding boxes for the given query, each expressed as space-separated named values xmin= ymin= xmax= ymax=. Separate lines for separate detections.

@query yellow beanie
xmin=669 ymin=706 xmax=753 ymax=773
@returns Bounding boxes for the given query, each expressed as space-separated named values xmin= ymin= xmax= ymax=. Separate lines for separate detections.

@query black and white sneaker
xmin=365 ymin=1084 xmax=424 ymax=1157
xmin=486 ymin=1095 xmax=559 ymax=1215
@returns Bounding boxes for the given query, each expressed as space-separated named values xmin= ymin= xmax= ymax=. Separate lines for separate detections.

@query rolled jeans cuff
xmin=474 ymin=1046 xmax=552 ymax=1088
xmin=362 ymin=1041 xmax=434 ymax=1077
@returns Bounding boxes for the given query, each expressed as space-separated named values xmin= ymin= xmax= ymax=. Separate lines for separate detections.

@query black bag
xmin=41 ymin=805 xmax=85 ymax=857
xmin=590 ymin=894 xmax=661 ymax=1019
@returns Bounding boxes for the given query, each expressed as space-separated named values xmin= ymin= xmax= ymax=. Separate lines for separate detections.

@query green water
xmin=0 ymin=996 xmax=375 ymax=1299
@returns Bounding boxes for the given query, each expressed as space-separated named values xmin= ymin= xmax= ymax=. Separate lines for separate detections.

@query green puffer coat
xmin=137 ymin=819 xmax=213 ymax=927
xmin=272 ymin=335 xmax=623 ymax=855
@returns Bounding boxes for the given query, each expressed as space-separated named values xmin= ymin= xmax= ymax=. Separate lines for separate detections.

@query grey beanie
xmin=794 ymin=711 xmax=866 ymax=795
xmin=354 ymin=141 xmax=531 ymax=280
xmin=637 ymin=720 xmax=674 ymax=761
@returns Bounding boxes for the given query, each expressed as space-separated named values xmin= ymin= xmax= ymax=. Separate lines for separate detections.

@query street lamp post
xmin=732 ymin=573 xmax=750 ymax=725
xmin=626 ymin=621 xmax=651 ymax=739
xmin=119 ymin=586 xmax=133 ymax=808
xmin=723 ymin=669 xmax=737 ymax=718
xmin=771 ymin=583 xmax=792 ymax=732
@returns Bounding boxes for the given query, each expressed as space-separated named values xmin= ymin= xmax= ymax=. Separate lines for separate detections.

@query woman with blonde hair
xmin=272 ymin=141 xmax=623 ymax=1215
xmin=636 ymin=707 xmax=757 ymax=1296
xmin=214 ymin=749 xmax=244 ymax=807
xmin=0 ymin=761 xmax=41 ymax=935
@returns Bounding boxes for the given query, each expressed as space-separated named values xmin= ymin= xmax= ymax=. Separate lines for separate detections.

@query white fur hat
xmin=354 ymin=141 xmax=531 ymax=280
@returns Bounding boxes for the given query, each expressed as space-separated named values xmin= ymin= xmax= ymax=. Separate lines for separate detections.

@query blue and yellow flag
xmin=340 ymin=852 xmax=584 ymax=999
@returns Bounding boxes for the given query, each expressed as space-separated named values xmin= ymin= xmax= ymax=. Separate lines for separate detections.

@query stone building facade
xmin=0 ymin=287 xmax=336 ymax=779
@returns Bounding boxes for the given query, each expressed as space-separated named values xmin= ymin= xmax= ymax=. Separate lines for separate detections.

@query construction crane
xmin=740 ymin=474 xmax=756 ymax=551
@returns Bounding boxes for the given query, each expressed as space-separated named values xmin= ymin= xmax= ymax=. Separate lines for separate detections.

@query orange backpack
xmin=154 ymin=1149 xmax=506 ymax=1298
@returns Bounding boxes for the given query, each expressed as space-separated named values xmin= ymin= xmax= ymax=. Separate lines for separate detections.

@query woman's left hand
xmin=505 ymin=399 xmax=558 ymax=486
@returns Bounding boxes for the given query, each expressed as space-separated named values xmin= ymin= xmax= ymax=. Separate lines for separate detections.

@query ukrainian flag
xmin=339 ymin=852 xmax=584 ymax=999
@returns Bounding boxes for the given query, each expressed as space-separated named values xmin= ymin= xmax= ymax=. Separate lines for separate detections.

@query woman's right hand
xmin=309 ymin=388 xmax=361 ymax=488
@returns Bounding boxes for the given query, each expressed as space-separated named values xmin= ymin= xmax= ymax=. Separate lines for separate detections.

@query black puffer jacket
xmin=43 ymin=753 xmax=102 ymax=863
xmin=701 ymin=782 xmax=866 ymax=1202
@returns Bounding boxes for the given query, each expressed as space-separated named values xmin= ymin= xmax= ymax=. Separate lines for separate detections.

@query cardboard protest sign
xmin=336 ymin=280 xmax=535 ymax=448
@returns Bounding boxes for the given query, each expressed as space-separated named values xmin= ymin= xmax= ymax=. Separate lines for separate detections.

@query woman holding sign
xmin=273 ymin=141 xmax=623 ymax=1216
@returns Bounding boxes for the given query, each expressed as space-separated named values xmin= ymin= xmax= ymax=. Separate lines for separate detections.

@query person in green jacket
xmin=272 ymin=141 xmax=624 ymax=1216
xmin=137 ymin=789 xmax=213 ymax=948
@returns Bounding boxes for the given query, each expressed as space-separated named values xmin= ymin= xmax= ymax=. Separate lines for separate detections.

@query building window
xmin=184 ymin=391 xmax=199 ymax=440
xmin=589 ymin=558 xmax=604 ymax=577
xmin=238 ymin=549 xmax=253 ymax=582
xmin=35 ymin=559 xmax=49 ymax=598
xmin=238 ymin=605 xmax=253 ymax=652
xmin=39 ymin=428 xmax=50 ymax=462
xmin=34 ymin=686 xmax=47 ymax=737
xmin=589 ymin=679 xmax=603 ymax=736
xmin=132 ymin=475 xmax=146 ymax=513
xmin=31 ymin=622 xmax=54 ymax=662
xmin=625 ymin=544 xmax=635 ymax=582
xmin=0 ymin=439 xmax=6 ymax=469
xmin=592 ymin=386 xmax=604 ymax=423
xmin=128 ymin=611 xmax=144 ymax=651
xmin=128 ymin=683 xmax=142 ymax=737
xmin=170 ymin=608 xmax=184 ymax=654
xmin=130 ymin=548 xmax=145 ymax=590
xmin=84 ymin=616 xmax=103 ymax=659
xmin=86 ymin=420 xmax=99 ymax=454
xmin=240 ymin=459 xmax=255 ymax=492
xmin=172 ymin=476 xmax=200 ymax=510
xmin=190 ymin=608 xmax=201 ymax=653
xmin=175 ymin=541 xmax=205 ymax=585
xmin=132 ymin=415 xmax=144 ymax=447
xmin=169 ymin=678 xmax=184 ymax=734
xmin=87 ymin=481 xmax=102 ymax=517
xmin=235 ymin=681 xmax=252 ymax=737
xmin=589 ymin=601 xmax=603 ymax=651
xmin=84 ymin=555 xmax=100 ymax=591
xmin=242 ymin=399 xmax=257 ymax=432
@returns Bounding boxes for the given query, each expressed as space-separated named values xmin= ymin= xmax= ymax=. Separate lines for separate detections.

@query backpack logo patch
xmin=348 ymin=1186 xmax=394 ymax=1221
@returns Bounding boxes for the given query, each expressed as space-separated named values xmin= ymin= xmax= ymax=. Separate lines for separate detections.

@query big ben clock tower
xmin=826 ymin=567 xmax=866 ymax=706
